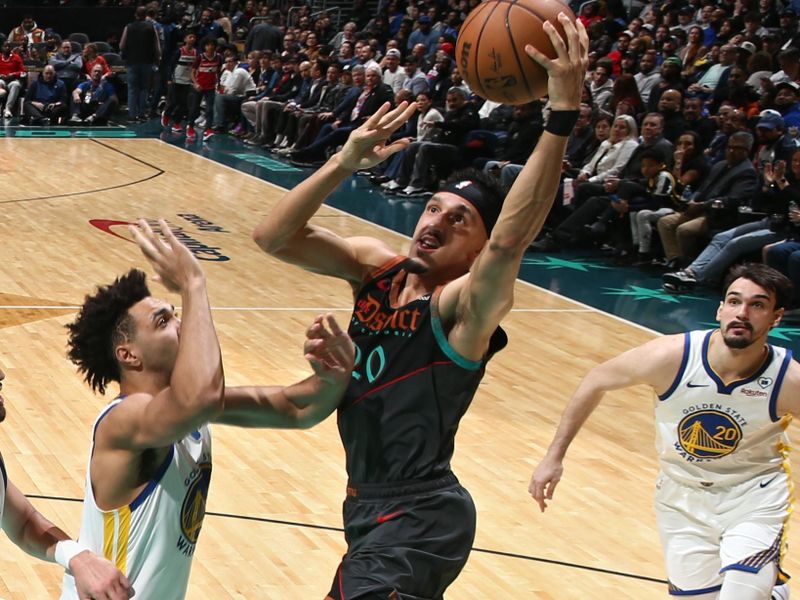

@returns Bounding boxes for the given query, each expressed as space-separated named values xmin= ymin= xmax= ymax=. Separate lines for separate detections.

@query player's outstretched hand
xmin=71 ymin=550 xmax=135 ymax=599
xmin=129 ymin=219 xmax=204 ymax=293
xmin=524 ymin=13 xmax=589 ymax=110
xmin=528 ymin=456 xmax=564 ymax=513
xmin=304 ymin=313 xmax=355 ymax=387
xmin=336 ymin=101 xmax=417 ymax=171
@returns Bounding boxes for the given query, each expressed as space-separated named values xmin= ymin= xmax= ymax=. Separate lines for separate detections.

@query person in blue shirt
xmin=69 ymin=63 xmax=118 ymax=125
xmin=23 ymin=64 xmax=67 ymax=125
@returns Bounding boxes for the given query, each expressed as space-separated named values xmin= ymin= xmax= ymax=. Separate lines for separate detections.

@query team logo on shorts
xmin=180 ymin=461 xmax=212 ymax=544
xmin=677 ymin=410 xmax=742 ymax=459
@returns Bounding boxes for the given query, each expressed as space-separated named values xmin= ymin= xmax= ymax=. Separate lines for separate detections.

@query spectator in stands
xmin=0 ymin=41 xmax=25 ymax=119
xmin=754 ymin=112 xmax=798 ymax=173
xmin=688 ymin=43 xmax=736 ymax=96
xmin=682 ymin=95 xmax=716 ymax=148
xmin=266 ymin=61 xmax=341 ymax=152
xmin=381 ymin=48 xmax=406 ymax=94
xmin=679 ymin=25 xmax=708 ymax=79
xmin=205 ymin=54 xmax=255 ymax=141
xmin=329 ymin=22 xmax=357 ymax=52
xmin=635 ymin=132 xmax=709 ymax=265
xmin=356 ymin=43 xmax=380 ymax=72
xmin=562 ymin=104 xmax=599 ymax=177
xmin=49 ymin=40 xmax=83 ymax=95
xmin=771 ymin=47 xmax=800 ymax=85
xmin=245 ymin=14 xmax=282 ymax=54
xmin=289 ymin=64 xmax=392 ymax=166
xmin=777 ymin=9 xmax=800 ymax=50
xmin=662 ymin=149 xmax=790 ymax=292
xmin=383 ymin=86 xmax=479 ymax=196
xmin=303 ymin=33 xmax=321 ymax=62
xmin=647 ymin=56 xmax=684 ymax=112
xmin=82 ymin=44 xmax=110 ymax=79
xmin=23 ymin=64 xmax=67 ymax=125
xmin=763 ymin=152 xmax=800 ymax=307
xmin=120 ymin=6 xmax=161 ymax=121
xmin=197 ymin=9 xmax=224 ymax=44
xmin=241 ymin=54 xmax=303 ymax=146
xmin=278 ymin=63 xmax=359 ymax=155
xmin=8 ymin=15 xmax=45 ymax=46
xmin=337 ymin=41 xmax=358 ymax=68
xmin=69 ymin=63 xmax=118 ymax=125
xmin=657 ymin=88 xmax=686 ymax=142
xmin=401 ymin=55 xmax=429 ymax=97
xmin=162 ymin=31 xmax=198 ymax=134
xmin=608 ymin=73 xmax=645 ymax=118
xmin=635 ymin=50 xmax=661 ymax=103
xmin=657 ymin=131 xmax=758 ymax=269
xmin=589 ymin=59 xmax=614 ymax=112
xmin=188 ymin=37 xmax=223 ymax=142
xmin=772 ymin=81 xmax=800 ymax=129
xmin=407 ymin=15 xmax=437 ymax=57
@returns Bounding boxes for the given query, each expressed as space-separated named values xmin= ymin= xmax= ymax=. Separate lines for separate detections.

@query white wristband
xmin=54 ymin=540 xmax=87 ymax=570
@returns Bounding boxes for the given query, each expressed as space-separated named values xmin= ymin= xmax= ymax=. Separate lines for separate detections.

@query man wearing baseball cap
xmin=773 ymin=80 xmax=800 ymax=128
xmin=756 ymin=111 xmax=797 ymax=169
xmin=381 ymin=47 xmax=406 ymax=93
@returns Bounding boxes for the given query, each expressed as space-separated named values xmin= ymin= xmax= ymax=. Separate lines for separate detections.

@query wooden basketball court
xmin=0 ymin=137 xmax=793 ymax=599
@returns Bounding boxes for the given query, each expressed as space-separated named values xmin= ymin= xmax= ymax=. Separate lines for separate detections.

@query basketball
xmin=455 ymin=0 xmax=576 ymax=104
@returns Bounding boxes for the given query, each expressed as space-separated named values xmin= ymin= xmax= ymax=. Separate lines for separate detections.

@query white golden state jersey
xmin=656 ymin=329 xmax=793 ymax=488
xmin=61 ymin=398 xmax=212 ymax=600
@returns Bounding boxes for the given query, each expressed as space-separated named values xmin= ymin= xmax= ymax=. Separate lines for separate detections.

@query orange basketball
xmin=455 ymin=0 xmax=576 ymax=104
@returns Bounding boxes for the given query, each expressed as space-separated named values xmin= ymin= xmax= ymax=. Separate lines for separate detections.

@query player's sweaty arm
xmin=217 ymin=314 xmax=354 ymax=429
xmin=442 ymin=15 xmax=589 ymax=360
xmin=529 ymin=335 xmax=683 ymax=512
xmin=252 ymin=102 xmax=416 ymax=282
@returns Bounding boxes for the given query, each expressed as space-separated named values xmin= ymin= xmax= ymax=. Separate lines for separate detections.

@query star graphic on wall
xmin=603 ymin=285 xmax=706 ymax=303
xmin=522 ymin=256 xmax=611 ymax=272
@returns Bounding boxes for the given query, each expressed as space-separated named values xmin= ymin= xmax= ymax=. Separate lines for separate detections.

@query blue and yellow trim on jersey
xmin=701 ymin=330 xmax=776 ymax=395
xmin=658 ymin=332 xmax=691 ymax=401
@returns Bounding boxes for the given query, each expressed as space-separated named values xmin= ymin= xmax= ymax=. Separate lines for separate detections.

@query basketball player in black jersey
xmin=254 ymin=14 xmax=589 ymax=600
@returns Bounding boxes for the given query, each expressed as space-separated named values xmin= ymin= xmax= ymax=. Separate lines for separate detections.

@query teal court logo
xmin=677 ymin=410 xmax=742 ymax=459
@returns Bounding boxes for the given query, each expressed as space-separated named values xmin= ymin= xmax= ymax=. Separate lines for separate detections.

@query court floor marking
xmin=0 ymin=138 xmax=164 ymax=204
xmin=24 ymin=493 xmax=666 ymax=586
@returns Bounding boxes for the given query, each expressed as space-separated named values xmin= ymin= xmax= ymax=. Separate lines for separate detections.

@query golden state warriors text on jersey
xmin=655 ymin=330 xmax=792 ymax=488
xmin=60 ymin=400 xmax=213 ymax=600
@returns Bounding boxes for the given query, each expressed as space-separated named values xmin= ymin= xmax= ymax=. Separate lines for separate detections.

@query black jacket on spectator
xmin=268 ymin=73 xmax=303 ymax=102
xmin=350 ymin=83 xmax=394 ymax=126
xmin=245 ymin=23 xmax=282 ymax=54
xmin=435 ymin=104 xmax=480 ymax=146
xmin=121 ymin=20 xmax=158 ymax=64
xmin=501 ymin=119 xmax=543 ymax=163
xmin=691 ymin=159 xmax=758 ymax=231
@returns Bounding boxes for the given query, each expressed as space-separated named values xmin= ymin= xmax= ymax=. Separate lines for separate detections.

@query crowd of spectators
xmin=3 ymin=0 xmax=800 ymax=305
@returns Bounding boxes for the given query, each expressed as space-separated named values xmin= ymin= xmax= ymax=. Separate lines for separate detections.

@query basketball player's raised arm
xmin=529 ymin=335 xmax=685 ymax=512
xmin=252 ymin=102 xmax=417 ymax=283
xmin=216 ymin=314 xmax=355 ymax=429
xmin=1 ymin=480 xmax=133 ymax=599
xmin=446 ymin=15 xmax=590 ymax=356
xmin=108 ymin=220 xmax=224 ymax=450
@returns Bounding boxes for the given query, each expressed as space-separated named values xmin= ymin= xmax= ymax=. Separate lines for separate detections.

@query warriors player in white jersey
xmin=61 ymin=220 xmax=354 ymax=599
xmin=530 ymin=263 xmax=797 ymax=600
xmin=0 ymin=368 xmax=132 ymax=600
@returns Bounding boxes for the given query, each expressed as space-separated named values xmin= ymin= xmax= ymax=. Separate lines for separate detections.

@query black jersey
xmin=339 ymin=256 xmax=507 ymax=485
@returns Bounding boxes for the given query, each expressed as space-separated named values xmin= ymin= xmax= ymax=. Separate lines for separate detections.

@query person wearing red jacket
xmin=0 ymin=42 xmax=25 ymax=119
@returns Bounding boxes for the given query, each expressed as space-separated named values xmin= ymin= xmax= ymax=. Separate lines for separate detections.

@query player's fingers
xmin=546 ymin=479 xmax=559 ymax=500
xmin=325 ymin=313 xmax=345 ymax=336
xmin=524 ymin=42 xmax=552 ymax=70
xmin=576 ymin=19 xmax=589 ymax=59
xmin=543 ymin=17 xmax=568 ymax=62
xmin=364 ymin=101 xmax=392 ymax=130
xmin=158 ymin=218 xmax=179 ymax=249
xmin=559 ymin=13 xmax=580 ymax=63
xmin=382 ymin=101 xmax=417 ymax=132
xmin=129 ymin=225 xmax=162 ymax=263
xmin=378 ymin=137 xmax=413 ymax=159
